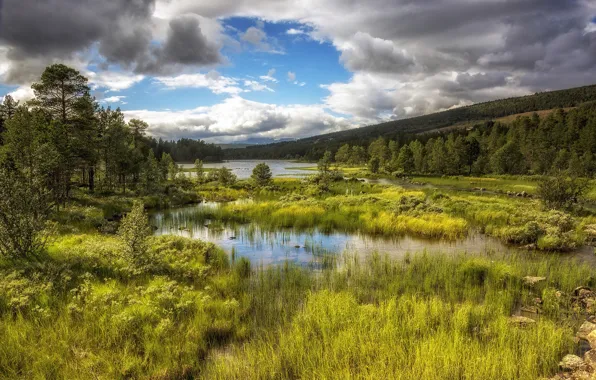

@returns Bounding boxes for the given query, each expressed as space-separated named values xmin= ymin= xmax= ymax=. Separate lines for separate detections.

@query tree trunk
xmin=88 ymin=167 xmax=95 ymax=193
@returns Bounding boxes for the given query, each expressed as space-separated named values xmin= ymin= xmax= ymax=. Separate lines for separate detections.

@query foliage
xmin=118 ymin=201 xmax=152 ymax=266
xmin=0 ymin=166 xmax=54 ymax=258
xmin=209 ymin=167 xmax=237 ymax=186
xmin=251 ymin=162 xmax=273 ymax=187
xmin=537 ymin=173 xmax=588 ymax=209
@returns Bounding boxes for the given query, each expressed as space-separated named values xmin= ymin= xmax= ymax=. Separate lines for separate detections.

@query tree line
xmin=331 ymin=103 xmax=596 ymax=177
xmin=225 ymin=84 xmax=596 ymax=160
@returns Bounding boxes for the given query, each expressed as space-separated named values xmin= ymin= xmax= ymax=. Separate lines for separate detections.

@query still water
xmin=151 ymin=202 xmax=596 ymax=267
xmin=178 ymin=159 xmax=314 ymax=179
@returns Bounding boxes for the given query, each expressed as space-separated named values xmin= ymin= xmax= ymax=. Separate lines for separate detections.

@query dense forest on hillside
xmin=0 ymin=64 xmax=220 ymax=200
xmin=148 ymin=138 xmax=224 ymax=163
xmin=226 ymin=84 xmax=596 ymax=160
xmin=330 ymin=103 xmax=596 ymax=177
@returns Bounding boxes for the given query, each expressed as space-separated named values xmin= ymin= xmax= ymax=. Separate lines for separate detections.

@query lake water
xmin=178 ymin=160 xmax=314 ymax=179
xmin=151 ymin=202 xmax=596 ymax=267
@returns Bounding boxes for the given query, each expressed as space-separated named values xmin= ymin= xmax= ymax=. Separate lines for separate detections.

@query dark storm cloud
xmin=0 ymin=0 xmax=222 ymax=82
xmin=162 ymin=16 xmax=222 ymax=66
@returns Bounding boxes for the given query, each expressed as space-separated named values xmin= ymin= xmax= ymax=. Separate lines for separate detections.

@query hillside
xmin=225 ymin=84 xmax=596 ymax=160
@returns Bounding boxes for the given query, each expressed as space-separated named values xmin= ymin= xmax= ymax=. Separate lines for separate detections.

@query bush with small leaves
xmin=118 ymin=201 xmax=152 ymax=268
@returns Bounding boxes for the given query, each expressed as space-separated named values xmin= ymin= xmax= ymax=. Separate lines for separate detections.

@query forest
xmin=226 ymin=84 xmax=596 ymax=160
xmin=329 ymin=103 xmax=596 ymax=177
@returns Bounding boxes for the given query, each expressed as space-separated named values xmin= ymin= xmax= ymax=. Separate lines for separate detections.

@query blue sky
xmin=1 ymin=0 xmax=595 ymax=142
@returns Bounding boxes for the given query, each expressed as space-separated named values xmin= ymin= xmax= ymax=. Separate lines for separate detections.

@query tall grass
xmin=205 ymin=252 xmax=591 ymax=379
xmin=0 ymin=231 xmax=592 ymax=378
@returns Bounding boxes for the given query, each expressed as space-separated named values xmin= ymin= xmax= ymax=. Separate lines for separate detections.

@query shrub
xmin=118 ymin=201 xmax=152 ymax=266
xmin=537 ymin=173 xmax=588 ymax=209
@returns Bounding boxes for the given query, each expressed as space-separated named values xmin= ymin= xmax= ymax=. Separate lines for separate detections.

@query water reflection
xmin=152 ymin=203 xmax=596 ymax=267
xmin=178 ymin=159 xmax=313 ymax=179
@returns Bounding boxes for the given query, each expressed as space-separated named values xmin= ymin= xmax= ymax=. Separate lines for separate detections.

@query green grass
xmin=203 ymin=252 xmax=590 ymax=379
xmin=0 ymin=225 xmax=593 ymax=379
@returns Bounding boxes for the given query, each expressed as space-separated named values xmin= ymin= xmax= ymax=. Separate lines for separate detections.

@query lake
xmin=178 ymin=159 xmax=314 ymax=179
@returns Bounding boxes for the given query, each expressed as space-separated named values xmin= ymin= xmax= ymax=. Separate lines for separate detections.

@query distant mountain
xmin=224 ymin=84 xmax=596 ymax=160
xmin=217 ymin=137 xmax=297 ymax=149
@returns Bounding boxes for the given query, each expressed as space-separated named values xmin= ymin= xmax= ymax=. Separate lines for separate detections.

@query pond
xmin=178 ymin=159 xmax=314 ymax=179
xmin=151 ymin=202 xmax=596 ymax=267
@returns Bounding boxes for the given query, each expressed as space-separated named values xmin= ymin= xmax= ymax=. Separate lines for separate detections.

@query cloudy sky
xmin=1 ymin=0 xmax=595 ymax=143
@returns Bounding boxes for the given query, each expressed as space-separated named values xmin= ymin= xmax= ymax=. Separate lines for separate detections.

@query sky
xmin=0 ymin=0 xmax=595 ymax=143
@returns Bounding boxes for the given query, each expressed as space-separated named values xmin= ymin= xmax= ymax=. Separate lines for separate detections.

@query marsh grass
xmin=205 ymin=251 xmax=593 ymax=379
xmin=0 ymin=229 xmax=593 ymax=379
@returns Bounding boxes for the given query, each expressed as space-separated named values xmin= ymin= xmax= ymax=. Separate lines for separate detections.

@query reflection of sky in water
xmin=151 ymin=203 xmax=518 ymax=267
xmin=178 ymin=159 xmax=313 ymax=179
xmin=151 ymin=199 xmax=596 ymax=267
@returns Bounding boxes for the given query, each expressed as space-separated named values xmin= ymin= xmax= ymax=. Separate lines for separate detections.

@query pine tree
xmin=251 ymin=163 xmax=273 ymax=187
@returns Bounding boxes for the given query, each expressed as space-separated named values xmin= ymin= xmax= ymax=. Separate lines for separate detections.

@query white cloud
xmin=286 ymin=28 xmax=305 ymax=35
xmin=87 ymin=71 xmax=145 ymax=92
xmin=102 ymin=95 xmax=127 ymax=103
xmin=287 ymin=71 xmax=296 ymax=81
xmin=6 ymin=86 xmax=35 ymax=102
xmin=154 ymin=71 xmax=244 ymax=94
xmin=259 ymin=68 xmax=278 ymax=82
xmin=244 ymin=80 xmax=274 ymax=92
xmin=123 ymin=96 xmax=355 ymax=142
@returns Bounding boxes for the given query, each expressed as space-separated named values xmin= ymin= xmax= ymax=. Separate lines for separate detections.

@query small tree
xmin=217 ymin=167 xmax=237 ymax=186
xmin=368 ymin=156 xmax=380 ymax=174
xmin=0 ymin=166 xmax=54 ymax=258
xmin=318 ymin=151 xmax=332 ymax=174
xmin=194 ymin=159 xmax=204 ymax=181
xmin=118 ymin=201 xmax=152 ymax=265
xmin=537 ymin=172 xmax=588 ymax=210
xmin=251 ymin=162 xmax=273 ymax=187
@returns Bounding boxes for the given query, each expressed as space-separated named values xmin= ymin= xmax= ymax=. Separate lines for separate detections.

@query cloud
xmin=0 ymin=0 xmax=225 ymax=80
xmin=286 ymin=28 xmax=305 ymax=35
xmin=154 ymin=71 xmax=243 ymax=94
xmin=240 ymin=20 xmax=284 ymax=54
xmin=259 ymin=68 xmax=278 ymax=82
xmin=2 ymin=0 xmax=596 ymax=140
xmin=154 ymin=71 xmax=275 ymax=94
xmin=287 ymin=71 xmax=296 ymax=81
xmin=124 ymin=96 xmax=355 ymax=142
xmin=338 ymin=32 xmax=415 ymax=74
xmin=86 ymin=71 xmax=145 ymax=92
xmin=102 ymin=95 xmax=127 ymax=103
xmin=244 ymin=80 xmax=274 ymax=92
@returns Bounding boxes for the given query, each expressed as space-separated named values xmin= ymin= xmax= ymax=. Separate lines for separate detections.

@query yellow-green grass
xmin=204 ymin=252 xmax=591 ymax=379
xmin=412 ymin=175 xmax=540 ymax=194
xmin=1 ymin=228 xmax=593 ymax=379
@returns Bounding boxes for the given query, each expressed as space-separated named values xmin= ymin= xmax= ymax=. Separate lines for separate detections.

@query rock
xmin=229 ymin=236 xmax=236 ymax=240
xmin=587 ymin=330 xmax=596 ymax=349
xmin=570 ymin=370 xmax=593 ymax=379
xmin=521 ymin=305 xmax=540 ymax=314
xmin=509 ymin=315 xmax=536 ymax=327
xmin=584 ymin=350 xmax=596 ymax=368
xmin=574 ymin=287 xmax=592 ymax=297
xmin=294 ymin=245 xmax=301 ymax=248
xmin=559 ymin=354 xmax=585 ymax=372
xmin=523 ymin=276 xmax=547 ymax=286
xmin=577 ymin=321 xmax=596 ymax=340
